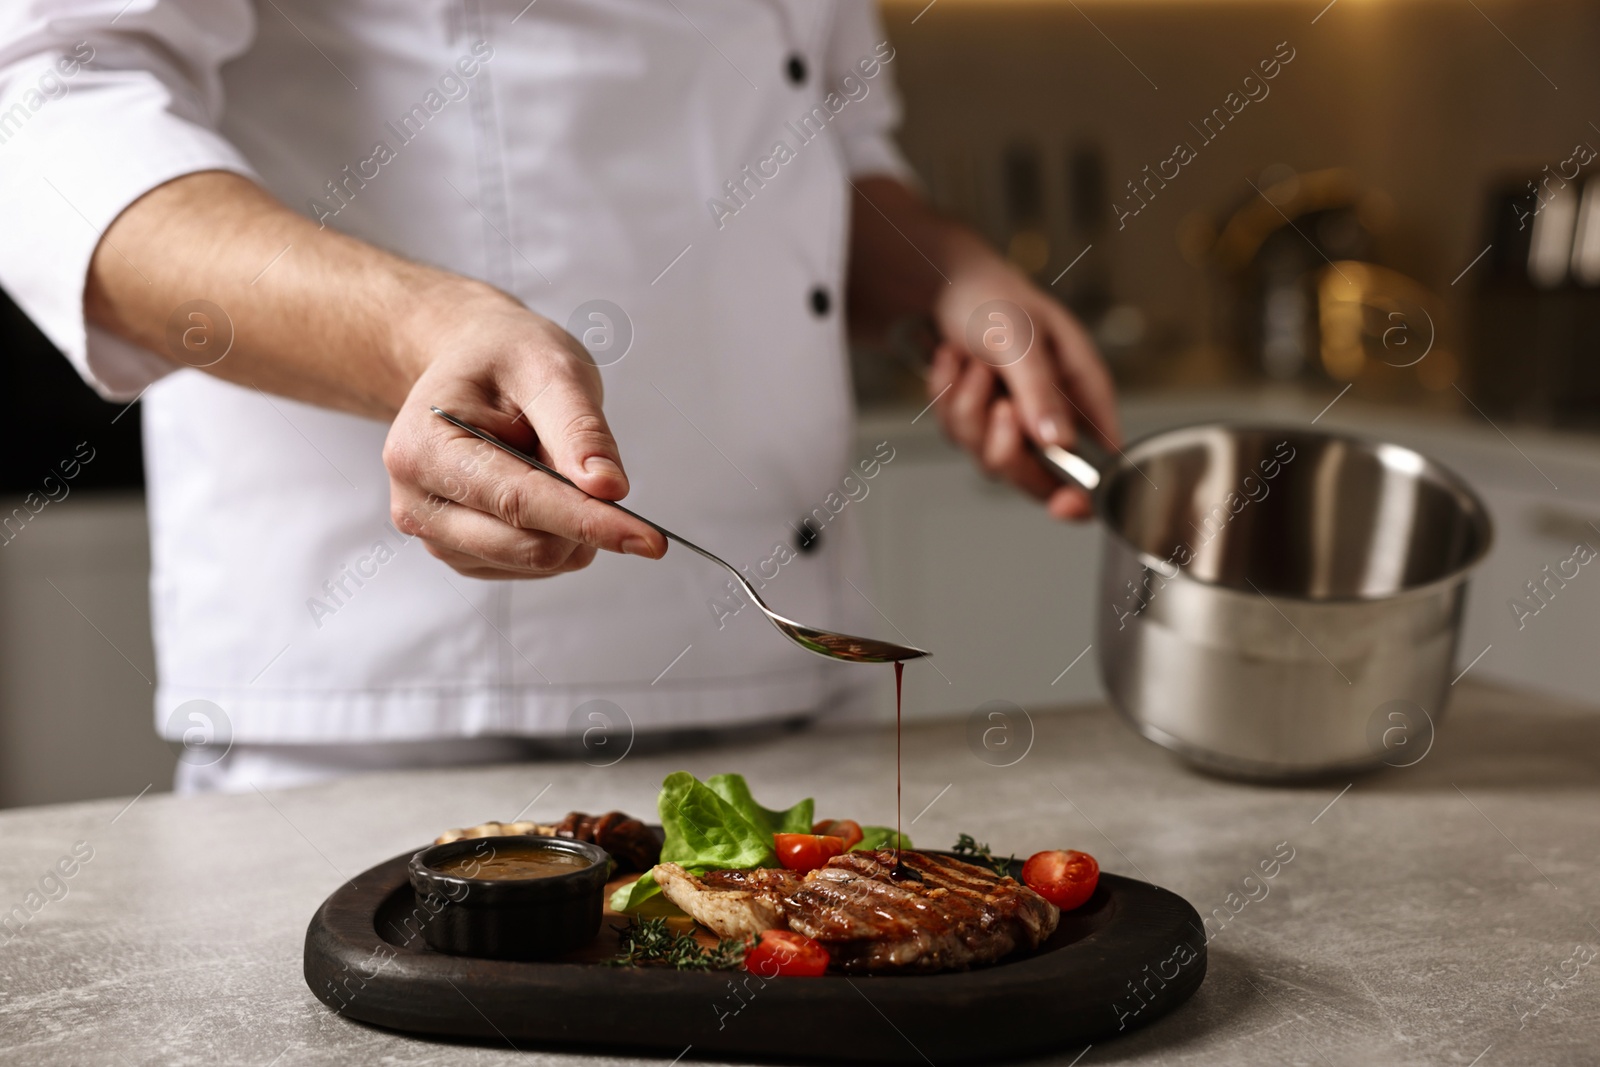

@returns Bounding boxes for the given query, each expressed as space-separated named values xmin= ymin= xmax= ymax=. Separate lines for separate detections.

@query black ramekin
xmin=407 ymin=835 xmax=612 ymax=960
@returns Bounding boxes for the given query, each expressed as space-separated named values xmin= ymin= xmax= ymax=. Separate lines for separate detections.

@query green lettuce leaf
xmin=657 ymin=771 xmax=793 ymax=869
xmin=854 ymin=825 xmax=912 ymax=852
xmin=608 ymin=874 xmax=682 ymax=915
xmin=611 ymin=772 xmax=814 ymax=914
xmin=704 ymin=773 xmax=815 ymax=837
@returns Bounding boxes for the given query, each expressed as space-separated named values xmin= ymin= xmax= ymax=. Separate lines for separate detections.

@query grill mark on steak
xmin=651 ymin=850 xmax=1059 ymax=975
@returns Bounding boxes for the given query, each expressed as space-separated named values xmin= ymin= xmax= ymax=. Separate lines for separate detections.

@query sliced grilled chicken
xmin=653 ymin=863 xmax=799 ymax=940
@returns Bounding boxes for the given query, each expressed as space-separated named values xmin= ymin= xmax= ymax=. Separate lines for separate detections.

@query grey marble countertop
xmin=2 ymin=683 xmax=1597 ymax=1066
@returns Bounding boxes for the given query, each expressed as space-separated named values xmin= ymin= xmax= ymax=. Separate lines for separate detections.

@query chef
xmin=0 ymin=1 xmax=1119 ymax=791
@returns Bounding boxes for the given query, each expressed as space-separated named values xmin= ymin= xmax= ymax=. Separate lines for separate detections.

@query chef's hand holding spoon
xmin=83 ymin=171 xmax=664 ymax=582
xmin=384 ymin=291 xmax=668 ymax=580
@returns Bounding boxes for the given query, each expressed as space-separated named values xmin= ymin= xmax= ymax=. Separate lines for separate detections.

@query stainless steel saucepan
xmin=1036 ymin=423 xmax=1493 ymax=780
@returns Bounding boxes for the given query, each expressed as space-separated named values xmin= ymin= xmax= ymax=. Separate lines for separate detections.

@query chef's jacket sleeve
xmin=823 ymin=2 xmax=917 ymax=186
xmin=0 ymin=2 xmax=259 ymax=400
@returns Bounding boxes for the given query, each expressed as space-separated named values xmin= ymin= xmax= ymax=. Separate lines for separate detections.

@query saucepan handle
xmin=1030 ymin=441 xmax=1104 ymax=493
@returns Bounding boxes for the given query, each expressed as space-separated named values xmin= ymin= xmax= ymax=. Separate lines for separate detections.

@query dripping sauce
xmin=894 ymin=659 xmax=904 ymax=862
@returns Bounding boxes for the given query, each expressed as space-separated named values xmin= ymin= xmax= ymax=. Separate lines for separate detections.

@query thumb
xmin=528 ymin=367 xmax=631 ymax=501
xmin=992 ymin=342 xmax=1075 ymax=450
xmin=964 ymin=296 xmax=1074 ymax=447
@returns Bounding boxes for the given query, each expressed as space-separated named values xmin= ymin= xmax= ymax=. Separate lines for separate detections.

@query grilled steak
xmin=788 ymin=850 xmax=1059 ymax=973
xmin=651 ymin=850 xmax=1059 ymax=974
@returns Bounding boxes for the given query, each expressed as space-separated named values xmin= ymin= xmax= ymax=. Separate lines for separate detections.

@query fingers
xmin=382 ymin=304 xmax=672 ymax=579
xmin=935 ymin=269 xmax=1120 ymax=520
xmin=420 ymin=525 xmax=599 ymax=580
xmin=405 ymin=429 xmax=663 ymax=558
xmin=976 ymin=295 xmax=1121 ymax=454
xmin=386 ymin=385 xmax=664 ymax=581
xmin=987 ymin=315 xmax=1076 ymax=449
xmin=980 ymin=398 xmax=1068 ymax=501
xmin=393 ymin=494 xmax=602 ymax=577
xmin=437 ymin=541 xmax=598 ymax=580
xmin=941 ymin=352 xmax=996 ymax=454
xmin=389 ymin=355 xmax=668 ymax=563
xmin=422 ymin=542 xmax=545 ymax=581
xmin=1045 ymin=307 xmax=1123 ymax=450
xmin=526 ymin=363 xmax=632 ymax=500
xmin=1047 ymin=485 xmax=1094 ymax=521
xmin=932 ymin=348 xmax=1084 ymax=514
xmin=507 ymin=357 xmax=667 ymax=556
xmin=927 ymin=341 xmax=961 ymax=414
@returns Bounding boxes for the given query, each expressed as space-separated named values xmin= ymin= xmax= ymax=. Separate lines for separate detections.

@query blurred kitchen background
xmin=6 ymin=0 xmax=1600 ymax=807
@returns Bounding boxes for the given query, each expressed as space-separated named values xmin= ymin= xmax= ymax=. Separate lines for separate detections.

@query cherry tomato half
xmin=811 ymin=818 xmax=865 ymax=850
xmin=774 ymin=833 xmax=845 ymax=872
xmin=745 ymin=929 xmax=830 ymax=977
xmin=1021 ymin=849 xmax=1100 ymax=911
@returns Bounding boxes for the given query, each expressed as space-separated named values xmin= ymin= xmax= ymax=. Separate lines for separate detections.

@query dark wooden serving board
xmin=304 ymin=849 xmax=1206 ymax=1064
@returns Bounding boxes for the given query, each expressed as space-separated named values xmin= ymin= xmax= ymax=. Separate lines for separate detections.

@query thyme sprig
xmin=607 ymin=917 xmax=753 ymax=970
xmin=952 ymin=833 xmax=1015 ymax=878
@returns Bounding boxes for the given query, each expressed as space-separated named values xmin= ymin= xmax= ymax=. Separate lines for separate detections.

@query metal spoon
xmin=431 ymin=407 xmax=929 ymax=664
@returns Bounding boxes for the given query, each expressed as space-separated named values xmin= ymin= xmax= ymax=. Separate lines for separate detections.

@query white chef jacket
xmin=0 ymin=0 xmax=914 ymax=744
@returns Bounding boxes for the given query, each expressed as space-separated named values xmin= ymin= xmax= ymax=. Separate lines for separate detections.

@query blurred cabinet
xmin=0 ymin=285 xmax=157 ymax=807
xmin=0 ymin=492 xmax=173 ymax=807
xmin=1449 ymin=459 xmax=1600 ymax=704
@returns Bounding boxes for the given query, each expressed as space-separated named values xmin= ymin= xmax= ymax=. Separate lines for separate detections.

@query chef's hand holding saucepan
xmin=845 ymin=179 xmax=1121 ymax=521
xmin=928 ymin=263 xmax=1121 ymax=521
xmin=83 ymin=171 xmax=667 ymax=580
